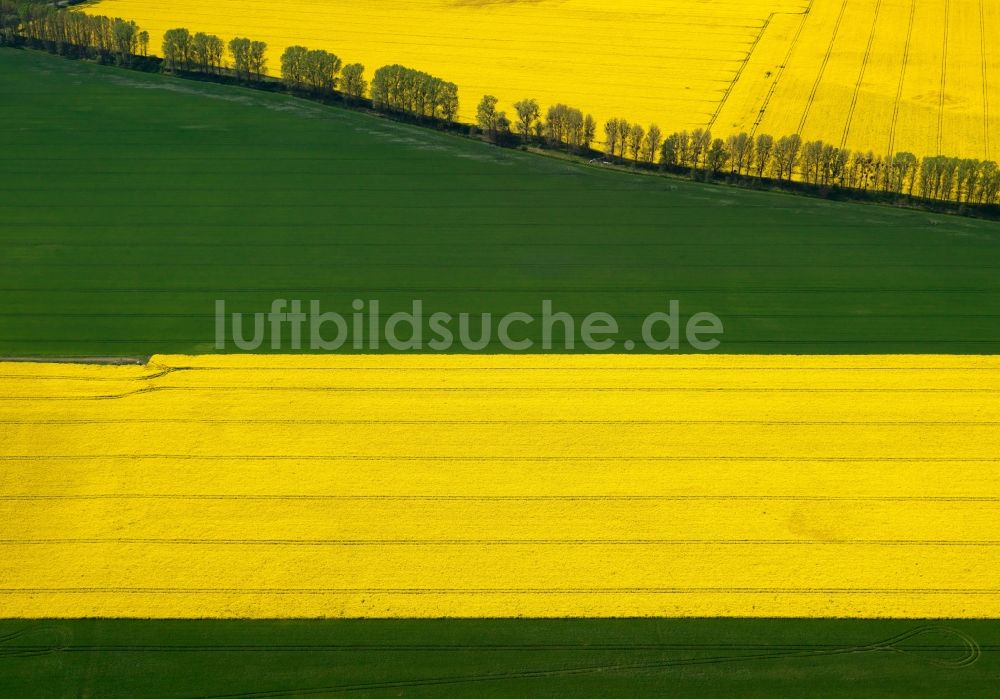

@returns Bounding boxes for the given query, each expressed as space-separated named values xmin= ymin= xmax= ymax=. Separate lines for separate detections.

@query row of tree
xmin=160 ymin=31 xmax=370 ymax=102
xmin=476 ymin=97 xmax=598 ymax=151
xmin=370 ymin=64 xmax=459 ymax=121
xmin=645 ymin=127 xmax=999 ymax=204
xmin=919 ymin=156 xmax=1000 ymax=204
xmin=162 ymin=28 xmax=220 ymax=73
xmin=605 ymin=119 xmax=663 ymax=163
xmin=277 ymin=44 xmax=365 ymax=99
xmin=229 ymin=36 xmax=267 ymax=82
xmin=14 ymin=9 xmax=423 ymax=119
xmin=159 ymin=29 xmax=266 ymax=81
xmin=656 ymin=129 xmax=802 ymax=180
xmin=280 ymin=45 xmax=337 ymax=92
xmin=1 ymin=1 xmax=26 ymax=45
xmin=471 ymin=96 xmax=1000 ymax=206
xmin=13 ymin=4 xmax=148 ymax=65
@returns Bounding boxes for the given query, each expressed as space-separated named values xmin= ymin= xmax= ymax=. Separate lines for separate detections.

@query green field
xmin=1 ymin=619 xmax=997 ymax=697
xmin=2 ymin=48 xmax=1000 ymax=356
xmin=3 ymin=47 xmax=1000 ymax=696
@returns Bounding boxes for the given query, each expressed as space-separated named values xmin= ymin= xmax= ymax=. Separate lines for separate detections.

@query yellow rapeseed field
xmin=85 ymin=0 xmax=1000 ymax=160
xmin=2 ymin=355 xmax=1000 ymax=618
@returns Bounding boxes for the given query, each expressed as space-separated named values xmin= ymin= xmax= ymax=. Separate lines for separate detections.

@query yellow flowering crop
xmin=2 ymin=354 xmax=999 ymax=618
xmin=85 ymin=0 xmax=999 ymax=159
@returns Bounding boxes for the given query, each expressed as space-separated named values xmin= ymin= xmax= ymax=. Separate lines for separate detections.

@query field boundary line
xmin=3 ymin=455 xmax=998 ymax=462
xmin=841 ymin=0 xmax=883 ymax=150
xmin=796 ymin=0 xmax=849 ymax=136
xmin=5 ymin=538 xmax=1000 ymax=547
xmin=750 ymin=2 xmax=815 ymax=137
xmin=938 ymin=0 xmax=951 ymax=155
xmin=7 ymin=385 xmax=1000 ymax=402
xmin=0 ymin=356 xmax=148 ymax=365
xmin=705 ymin=10 xmax=779 ymax=133
xmin=886 ymin=0 xmax=917 ymax=158
xmin=5 ymin=419 xmax=998 ymax=426
xmin=3 ymin=495 xmax=998 ymax=502
xmin=980 ymin=0 xmax=991 ymax=160
xmin=1 ymin=587 xmax=999 ymax=595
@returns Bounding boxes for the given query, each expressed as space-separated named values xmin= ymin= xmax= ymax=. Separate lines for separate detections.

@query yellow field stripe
xmin=1 ymin=355 xmax=999 ymax=618
xmin=86 ymin=0 xmax=999 ymax=160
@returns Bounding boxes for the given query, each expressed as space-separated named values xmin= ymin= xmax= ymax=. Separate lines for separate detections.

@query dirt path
xmin=0 ymin=356 xmax=149 ymax=365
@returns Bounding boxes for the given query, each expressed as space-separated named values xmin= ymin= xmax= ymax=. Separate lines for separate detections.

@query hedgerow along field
xmin=2 ymin=49 xmax=1000 ymax=357
xmin=85 ymin=0 xmax=1000 ymax=161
